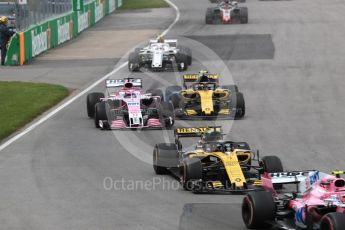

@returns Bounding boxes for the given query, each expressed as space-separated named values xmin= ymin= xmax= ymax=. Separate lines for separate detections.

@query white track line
xmin=0 ymin=0 xmax=180 ymax=152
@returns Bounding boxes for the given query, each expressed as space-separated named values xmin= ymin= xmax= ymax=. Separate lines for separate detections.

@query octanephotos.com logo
xmin=103 ymin=177 xmax=181 ymax=191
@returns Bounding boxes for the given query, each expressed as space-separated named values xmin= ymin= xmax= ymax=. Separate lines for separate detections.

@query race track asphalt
xmin=1 ymin=0 xmax=345 ymax=229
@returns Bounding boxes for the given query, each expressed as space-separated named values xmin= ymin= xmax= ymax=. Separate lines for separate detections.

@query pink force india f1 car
xmin=242 ymin=170 xmax=345 ymax=230
xmin=86 ymin=78 xmax=174 ymax=130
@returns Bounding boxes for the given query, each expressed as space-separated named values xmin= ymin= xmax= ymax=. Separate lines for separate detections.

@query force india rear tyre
xmin=320 ymin=213 xmax=345 ymax=230
xmin=240 ymin=7 xmax=248 ymax=24
xmin=242 ymin=191 xmax=276 ymax=229
xmin=160 ymin=101 xmax=175 ymax=128
xmin=94 ymin=101 xmax=107 ymax=129
xmin=87 ymin=92 xmax=104 ymax=118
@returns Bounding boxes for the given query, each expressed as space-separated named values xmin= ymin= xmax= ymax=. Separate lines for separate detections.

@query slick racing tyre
xmin=182 ymin=158 xmax=202 ymax=190
xmin=240 ymin=7 xmax=248 ymax=24
xmin=205 ymin=8 xmax=214 ymax=24
xmin=242 ymin=191 xmax=275 ymax=229
xmin=146 ymin=89 xmax=164 ymax=101
xmin=230 ymin=92 xmax=245 ymax=119
xmin=261 ymin=156 xmax=283 ymax=189
xmin=320 ymin=213 xmax=345 ymax=230
xmin=170 ymin=93 xmax=182 ymax=109
xmin=128 ymin=52 xmax=140 ymax=72
xmin=94 ymin=101 xmax=107 ymax=129
xmin=178 ymin=46 xmax=192 ymax=65
xmin=235 ymin=92 xmax=245 ymax=118
xmin=153 ymin=143 xmax=179 ymax=175
xmin=176 ymin=53 xmax=188 ymax=71
xmin=261 ymin=156 xmax=283 ymax=173
xmin=165 ymin=86 xmax=182 ymax=102
xmin=160 ymin=101 xmax=175 ymax=128
xmin=87 ymin=92 xmax=104 ymax=118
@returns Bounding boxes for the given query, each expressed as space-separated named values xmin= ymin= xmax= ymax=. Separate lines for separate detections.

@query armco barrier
xmin=6 ymin=0 xmax=121 ymax=66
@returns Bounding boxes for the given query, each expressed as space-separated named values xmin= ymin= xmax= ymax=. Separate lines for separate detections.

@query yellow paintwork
xmin=253 ymin=180 xmax=263 ymax=186
xmin=236 ymin=152 xmax=251 ymax=164
xmin=175 ymin=127 xmax=222 ymax=134
xmin=183 ymin=74 xmax=219 ymax=80
xmin=197 ymin=91 xmax=214 ymax=115
xmin=189 ymin=151 xmax=248 ymax=187
xmin=218 ymin=109 xmax=230 ymax=115
xmin=181 ymin=88 xmax=231 ymax=116
xmin=185 ymin=110 xmax=197 ymax=116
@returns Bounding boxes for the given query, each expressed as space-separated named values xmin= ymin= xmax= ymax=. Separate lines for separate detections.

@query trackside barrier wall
xmin=6 ymin=0 xmax=120 ymax=65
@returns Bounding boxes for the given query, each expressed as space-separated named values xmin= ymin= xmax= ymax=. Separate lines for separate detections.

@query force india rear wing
xmin=174 ymin=126 xmax=222 ymax=138
xmin=263 ymin=170 xmax=329 ymax=194
xmin=106 ymin=78 xmax=142 ymax=88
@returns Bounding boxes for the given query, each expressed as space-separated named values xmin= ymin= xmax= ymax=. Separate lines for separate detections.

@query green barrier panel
xmin=6 ymin=34 xmax=20 ymax=65
xmin=6 ymin=0 xmax=118 ymax=65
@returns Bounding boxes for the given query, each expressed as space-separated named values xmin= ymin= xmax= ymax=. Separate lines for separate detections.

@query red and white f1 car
xmin=86 ymin=78 xmax=174 ymax=130
xmin=206 ymin=0 xmax=248 ymax=24
xmin=242 ymin=170 xmax=345 ymax=230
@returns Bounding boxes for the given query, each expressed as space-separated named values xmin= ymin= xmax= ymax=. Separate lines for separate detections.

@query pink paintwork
xmin=261 ymin=171 xmax=345 ymax=226
xmin=104 ymin=78 xmax=164 ymax=129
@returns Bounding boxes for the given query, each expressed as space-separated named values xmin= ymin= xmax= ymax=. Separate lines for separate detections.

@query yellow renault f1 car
xmin=153 ymin=127 xmax=282 ymax=193
xmin=164 ymin=71 xmax=245 ymax=119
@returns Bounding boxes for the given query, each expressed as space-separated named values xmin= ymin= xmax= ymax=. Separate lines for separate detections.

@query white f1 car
xmin=128 ymin=39 xmax=192 ymax=72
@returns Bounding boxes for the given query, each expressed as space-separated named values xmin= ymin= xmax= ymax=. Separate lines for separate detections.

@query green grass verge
xmin=121 ymin=0 xmax=169 ymax=9
xmin=0 ymin=81 xmax=69 ymax=141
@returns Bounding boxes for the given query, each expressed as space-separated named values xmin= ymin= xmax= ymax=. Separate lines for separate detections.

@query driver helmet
xmin=320 ymin=175 xmax=334 ymax=189
xmin=195 ymin=140 xmax=203 ymax=149
xmin=124 ymin=92 xmax=133 ymax=98
xmin=157 ymin=36 xmax=165 ymax=43
xmin=204 ymin=143 xmax=213 ymax=152
xmin=0 ymin=16 xmax=8 ymax=24
xmin=198 ymin=70 xmax=209 ymax=82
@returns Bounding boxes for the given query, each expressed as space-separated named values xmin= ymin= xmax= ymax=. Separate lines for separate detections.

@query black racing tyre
xmin=206 ymin=8 xmax=213 ymax=24
xmin=261 ymin=155 xmax=284 ymax=190
xmin=235 ymin=92 xmax=245 ymax=118
xmin=165 ymin=85 xmax=182 ymax=101
xmin=230 ymin=92 xmax=245 ymax=118
xmin=261 ymin=156 xmax=283 ymax=173
xmin=176 ymin=53 xmax=188 ymax=71
xmin=147 ymin=89 xmax=164 ymax=101
xmin=87 ymin=92 xmax=104 ymax=118
xmin=128 ymin=52 xmax=140 ymax=72
xmin=242 ymin=191 xmax=276 ymax=229
xmin=320 ymin=213 xmax=345 ymax=230
xmin=160 ymin=101 xmax=175 ymax=128
xmin=94 ymin=101 xmax=107 ymax=128
xmin=153 ymin=143 xmax=179 ymax=175
xmin=182 ymin=158 xmax=203 ymax=190
xmin=240 ymin=7 xmax=248 ymax=24
xmin=178 ymin=46 xmax=192 ymax=65
xmin=185 ymin=47 xmax=192 ymax=65
xmin=171 ymin=93 xmax=182 ymax=109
